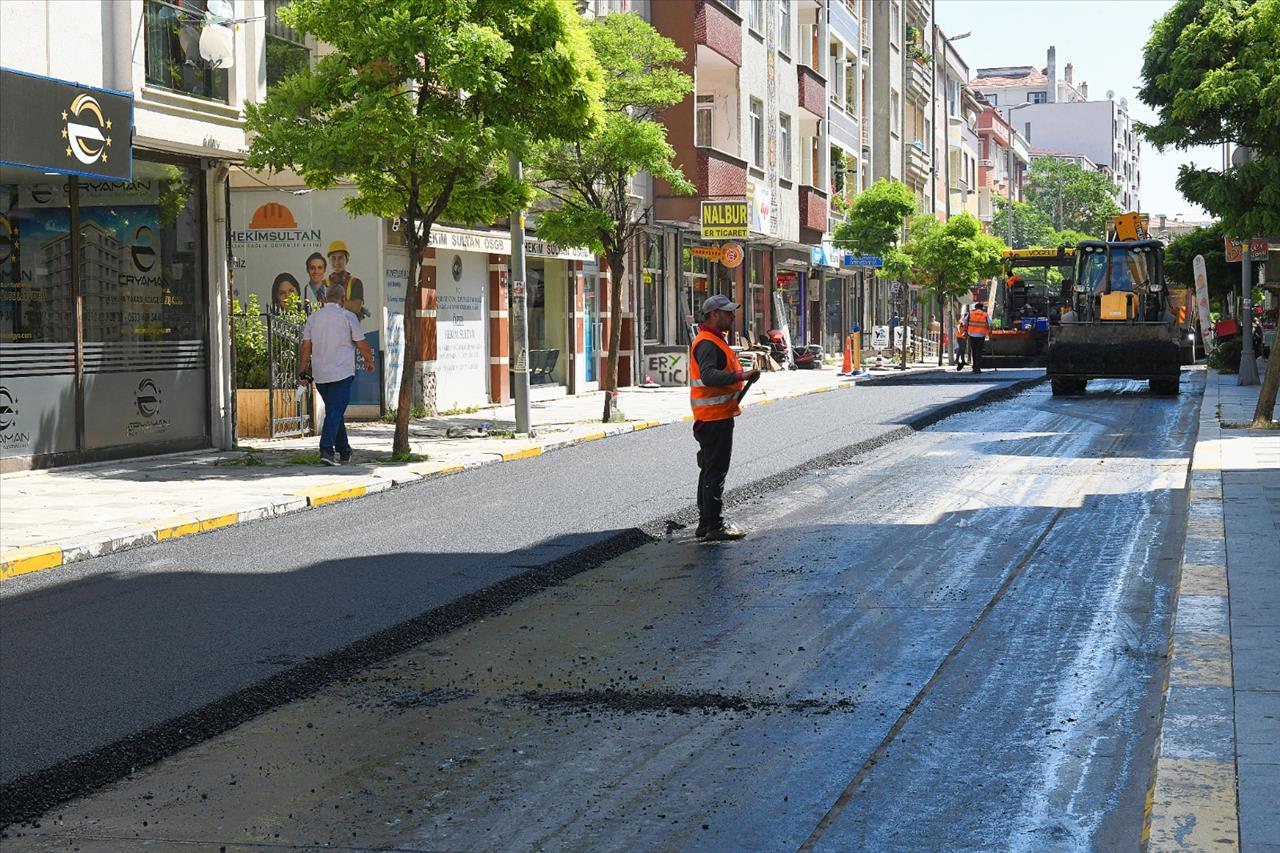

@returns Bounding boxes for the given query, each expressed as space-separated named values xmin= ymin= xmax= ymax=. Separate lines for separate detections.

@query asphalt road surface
xmin=3 ymin=372 xmax=1199 ymax=849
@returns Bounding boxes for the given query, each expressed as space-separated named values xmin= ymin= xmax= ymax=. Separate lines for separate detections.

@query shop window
xmin=78 ymin=158 xmax=205 ymax=345
xmin=527 ymin=260 xmax=547 ymax=352
xmin=641 ymin=231 xmax=663 ymax=342
xmin=266 ymin=0 xmax=311 ymax=89
xmin=1 ymin=169 xmax=76 ymax=346
xmin=747 ymin=249 xmax=768 ymax=340
xmin=144 ymin=0 xmax=230 ymax=102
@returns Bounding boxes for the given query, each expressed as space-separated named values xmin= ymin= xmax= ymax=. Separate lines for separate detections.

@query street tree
xmin=833 ymin=179 xmax=917 ymax=366
xmin=1140 ymin=0 xmax=1280 ymax=424
xmin=530 ymin=12 xmax=693 ymax=424
xmin=1022 ymin=157 xmax=1122 ymax=234
xmin=1139 ymin=0 xmax=1280 ymax=237
xmin=243 ymin=0 xmax=604 ymax=455
xmin=991 ymin=198 xmax=1056 ymax=250
xmin=1164 ymin=223 xmax=1237 ymax=310
xmin=905 ymin=213 xmax=1006 ymax=365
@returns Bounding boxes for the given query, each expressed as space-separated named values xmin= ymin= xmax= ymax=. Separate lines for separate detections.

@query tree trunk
xmin=1253 ymin=330 xmax=1280 ymax=427
xmin=936 ymin=283 xmax=945 ymax=367
xmin=601 ymin=250 xmax=627 ymax=424
xmin=393 ymin=237 xmax=424 ymax=456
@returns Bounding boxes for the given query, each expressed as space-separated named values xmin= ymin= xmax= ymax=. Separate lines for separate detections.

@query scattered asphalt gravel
xmin=0 ymin=371 xmax=1042 ymax=827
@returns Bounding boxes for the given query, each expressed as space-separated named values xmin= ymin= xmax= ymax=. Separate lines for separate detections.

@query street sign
xmin=870 ymin=325 xmax=890 ymax=349
xmin=843 ymin=254 xmax=883 ymax=268
xmin=1224 ymin=238 xmax=1244 ymax=262
xmin=689 ymin=245 xmax=723 ymax=261
xmin=1249 ymin=239 xmax=1269 ymax=261
xmin=700 ymin=200 xmax=748 ymax=239
xmin=1192 ymin=255 xmax=1212 ymax=343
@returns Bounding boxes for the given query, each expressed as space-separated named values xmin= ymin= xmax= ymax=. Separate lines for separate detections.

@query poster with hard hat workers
xmin=230 ymin=188 xmax=388 ymax=407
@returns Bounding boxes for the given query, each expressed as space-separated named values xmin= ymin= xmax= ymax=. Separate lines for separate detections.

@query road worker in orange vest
xmin=690 ymin=294 xmax=760 ymax=541
xmin=965 ymin=301 xmax=992 ymax=373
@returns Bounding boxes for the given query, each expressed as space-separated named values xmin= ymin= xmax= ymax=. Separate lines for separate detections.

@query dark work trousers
xmin=955 ymin=336 xmax=968 ymax=367
xmin=969 ymin=336 xmax=986 ymax=372
xmin=695 ymin=418 xmax=735 ymax=530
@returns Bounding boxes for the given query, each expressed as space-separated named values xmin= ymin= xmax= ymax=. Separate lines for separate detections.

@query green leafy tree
xmin=991 ymin=198 xmax=1056 ymax=250
xmin=1023 ymin=157 xmax=1122 ymax=235
xmin=244 ymin=0 xmax=604 ymax=454
xmin=1138 ymin=0 xmax=1280 ymax=237
xmin=1052 ymin=228 xmax=1095 ymax=247
xmin=531 ymin=12 xmax=692 ymax=424
xmin=905 ymin=213 xmax=1005 ymax=364
xmin=833 ymin=179 xmax=918 ymax=366
xmin=1164 ymin=223 xmax=1236 ymax=308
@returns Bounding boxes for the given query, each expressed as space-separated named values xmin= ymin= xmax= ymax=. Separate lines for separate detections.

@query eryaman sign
xmin=701 ymin=200 xmax=749 ymax=240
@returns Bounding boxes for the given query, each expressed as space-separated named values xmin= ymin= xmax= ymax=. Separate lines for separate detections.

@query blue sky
xmin=934 ymin=0 xmax=1220 ymax=220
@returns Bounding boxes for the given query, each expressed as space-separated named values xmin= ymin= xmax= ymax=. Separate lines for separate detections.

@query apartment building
xmin=976 ymin=105 xmax=1032 ymax=230
xmin=0 ymin=0 xmax=271 ymax=469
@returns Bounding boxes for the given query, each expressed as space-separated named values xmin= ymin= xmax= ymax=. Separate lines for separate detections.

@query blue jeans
xmin=316 ymin=375 xmax=354 ymax=455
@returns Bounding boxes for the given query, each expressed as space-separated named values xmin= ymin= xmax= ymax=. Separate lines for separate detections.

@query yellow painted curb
xmin=291 ymin=484 xmax=368 ymax=506
xmin=577 ymin=431 xmax=607 ymax=443
xmin=1147 ymin=758 xmax=1238 ymax=851
xmin=501 ymin=447 xmax=542 ymax=462
xmin=156 ymin=512 xmax=239 ymax=542
xmin=0 ymin=545 xmax=64 ymax=581
xmin=632 ymin=421 xmax=660 ymax=431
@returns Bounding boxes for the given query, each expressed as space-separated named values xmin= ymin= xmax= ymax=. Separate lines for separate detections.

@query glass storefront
xmin=640 ymin=230 xmax=663 ymax=342
xmin=0 ymin=155 xmax=209 ymax=463
xmin=746 ymin=248 xmax=769 ymax=340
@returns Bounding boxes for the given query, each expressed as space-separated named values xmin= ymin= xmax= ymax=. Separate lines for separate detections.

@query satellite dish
xmin=1232 ymin=145 xmax=1254 ymax=168
xmin=1120 ymin=97 xmax=1128 ymax=109
xmin=1106 ymin=89 xmax=1115 ymax=100
xmin=199 ymin=24 xmax=235 ymax=68
xmin=206 ymin=0 xmax=234 ymax=20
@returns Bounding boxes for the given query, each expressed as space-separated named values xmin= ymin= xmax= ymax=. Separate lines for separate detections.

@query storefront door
xmin=583 ymin=266 xmax=598 ymax=383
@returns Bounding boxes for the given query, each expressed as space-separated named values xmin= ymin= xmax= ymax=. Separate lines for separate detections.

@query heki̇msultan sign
xmin=701 ymin=200 xmax=749 ymax=240
xmin=0 ymin=68 xmax=133 ymax=181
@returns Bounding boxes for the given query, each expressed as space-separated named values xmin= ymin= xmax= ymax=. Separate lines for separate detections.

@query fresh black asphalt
xmin=0 ymin=370 xmax=1041 ymax=824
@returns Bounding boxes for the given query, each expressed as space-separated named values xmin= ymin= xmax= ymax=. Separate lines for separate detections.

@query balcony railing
xmin=694 ymin=0 xmax=743 ymax=66
xmin=696 ymin=147 xmax=748 ymax=199
xmin=143 ymin=0 xmax=229 ymax=102
xmin=799 ymin=185 xmax=828 ymax=234
xmin=798 ymin=65 xmax=827 ymax=117
xmin=906 ymin=142 xmax=930 ymax=186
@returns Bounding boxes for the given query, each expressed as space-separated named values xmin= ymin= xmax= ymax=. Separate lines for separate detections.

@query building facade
xmin=0 ymin=0 xmax=276 ymax=470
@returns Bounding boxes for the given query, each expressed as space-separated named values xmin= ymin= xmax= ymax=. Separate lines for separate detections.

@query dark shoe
xmin=320 ymin=451 xmax=338 ymax=466
xmin=339 ymin=451 xmax=352 ymax=464
xmin=703 ymin=522 xmax=747 ymax=541
xmin=695 ymin=526 xmax=708 ymax=540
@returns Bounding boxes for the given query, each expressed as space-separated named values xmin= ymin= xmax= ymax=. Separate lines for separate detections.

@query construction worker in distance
xmin=690 ymin=294 xmax=761 ymax=541
xmin=966 ymin=300 xmax=992 ymax=373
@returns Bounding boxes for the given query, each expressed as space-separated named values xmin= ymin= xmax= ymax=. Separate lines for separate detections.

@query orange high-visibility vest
xmin=689 ymin=329 xmax=744 ymax=421
xmin=956 ymin=317 xmax=969 ymax=339
xmin=966 ymin=309 xmax=991 ymax=337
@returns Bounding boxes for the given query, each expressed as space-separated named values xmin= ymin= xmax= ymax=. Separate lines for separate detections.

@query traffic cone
xmin=839 ymin=335 xmax=853 ymax=375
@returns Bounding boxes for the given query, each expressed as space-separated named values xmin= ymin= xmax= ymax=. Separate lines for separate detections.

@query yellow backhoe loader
xmin=1046 ymin=213 xmax=1184 ymax=396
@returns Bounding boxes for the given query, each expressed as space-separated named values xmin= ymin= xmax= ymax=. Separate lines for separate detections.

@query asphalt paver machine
xmin=1046 ymin=213 xmax=1184 ymax=396
xmin=984 ymin=247 xmax=1076 ymax=367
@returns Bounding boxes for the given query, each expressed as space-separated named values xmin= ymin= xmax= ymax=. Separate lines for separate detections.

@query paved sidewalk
xmin=0 ymin=361 xmax=980 ymax=579
xmin=1147 ymin=369 xmax=1280 ymax=852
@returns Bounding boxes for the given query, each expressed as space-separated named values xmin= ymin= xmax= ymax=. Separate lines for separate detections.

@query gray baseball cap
xmin=702 ymin=294 xmax=740 ymax=315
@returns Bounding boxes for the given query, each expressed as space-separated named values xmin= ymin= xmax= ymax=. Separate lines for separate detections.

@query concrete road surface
xmin=2 ymin=373 xmax=1199 ymax=850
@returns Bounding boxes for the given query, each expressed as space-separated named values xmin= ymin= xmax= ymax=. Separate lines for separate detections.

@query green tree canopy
xmin=832 ymin=178 xmax=917 ymax=258
xmin=530 ymin=12 xmax=692 ymax=423
xmin=1138 ymin=0 xmax=1280 ymax=236
xmin=244 ymin=0 xmax=604 ymax=454
xmin=1164 ymin=222 xmax=1237 ymax=307
xmin=906 ymin=212 xmax=1006 ymax=301
xmin=991 ymin=198 xmax=1055 ymax=250
xmin=1022 ymin=157 xmax=1122 ymax=236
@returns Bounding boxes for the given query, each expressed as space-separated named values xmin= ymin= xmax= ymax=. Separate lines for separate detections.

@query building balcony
xmin=799 ymin=185 xmax=828 ymax=235
xmin=654 ymin=146 xmax=747 ymax=224
xmin=906 ymin=141 xmax=930 ymax=187
xmin=694 ymin=0 xmax=742 ymax=67
xmin=906 ymin=0 xmax=931 ymax=24
xmin=798 ymin=64 xmax=827 ymax=118
xmin=906 ymin=58 xmax=931 ymax=104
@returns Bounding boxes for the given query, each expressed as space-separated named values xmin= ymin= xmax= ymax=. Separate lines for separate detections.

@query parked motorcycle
xmin=764 ymin=329 xmax=822 ymax=369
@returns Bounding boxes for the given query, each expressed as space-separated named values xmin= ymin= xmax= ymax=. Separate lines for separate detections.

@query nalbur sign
xmin=701 ymin=200 xmax=749 ymax=240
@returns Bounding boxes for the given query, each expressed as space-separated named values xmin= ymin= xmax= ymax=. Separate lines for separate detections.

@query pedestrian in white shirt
xmin=299 ymin=284 xmax=375 ymax=465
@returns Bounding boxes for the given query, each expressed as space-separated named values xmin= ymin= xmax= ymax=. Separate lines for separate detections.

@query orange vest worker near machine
xmin=690 ymin=294 xmax=761 ymax=541
xmin=965 ymin=302 xmax=992 ymax=373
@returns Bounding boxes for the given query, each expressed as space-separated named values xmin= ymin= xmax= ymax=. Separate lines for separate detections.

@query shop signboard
xmin=870 ymin=325 xmax=890 ymax=349
xmin=701 ymin=200 xmax=749 ymax=240
xmin=382 ymin=249 xmax=410 ymax=405
xmin=230 ymin=188 xmax=384 ymax=406
xmin=746 ymin=182 xmax=770 ymax=234
xmin=690 ymin=245 xmax=723 ymax=262
xmin=435 ymin=250 xmax=488 ymax=410
xmin=1249 ymin=239 xmax=1269 ymax=262
xmin=643 ymin=348 xmax=689 ymax=387
xmin=720 ymin=243 xmax=744 ymax=268
xmin=0 ymin=68 xmax=134 ymax=182
xmin=1224 ymin=238 xmax=1244 ymax=263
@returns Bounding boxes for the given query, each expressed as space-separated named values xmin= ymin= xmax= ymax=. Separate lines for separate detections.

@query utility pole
xmin=508 ymin=152 xmax=532 ymax=434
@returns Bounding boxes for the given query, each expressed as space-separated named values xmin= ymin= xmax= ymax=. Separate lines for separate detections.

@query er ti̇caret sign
xmin=0 ymin=67 xmax=134 ymax=182
xmin=701 ymin=200 xmax=749 ymax=240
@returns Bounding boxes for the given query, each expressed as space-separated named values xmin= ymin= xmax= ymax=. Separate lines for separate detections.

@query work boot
xmin=320 ymin=451 xmax=338 ymax=466
xmin=703 ymin=521 xmax=747 ymax=541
